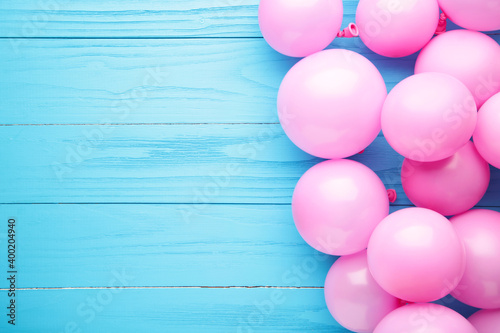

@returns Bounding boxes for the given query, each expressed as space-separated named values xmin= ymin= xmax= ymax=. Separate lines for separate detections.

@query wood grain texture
xmin=1 ymin=204 xmax=498 ymax=289
xmin=0 ymin=288 xmax=349 ymax=332
xmin=0 ymin=37 xmax=421 ymax=124
xmin=0 ymin=0 xmax=361 ymax=38
xmin=1 ymin=124 xmax=499 ymax=205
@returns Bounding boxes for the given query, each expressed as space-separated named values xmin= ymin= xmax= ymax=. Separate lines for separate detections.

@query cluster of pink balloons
xmin=259 ymin=0 xmax=500 ymax=332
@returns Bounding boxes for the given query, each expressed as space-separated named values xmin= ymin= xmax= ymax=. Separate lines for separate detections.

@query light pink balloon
xmin=450 ymin=209 xmax=500 ymax=309
xmin=402 ymin=141 xmax=490 ymax=216
xmin=415 ymin=30 xmax=500 ymax=108
xmin=474 ymin=92 xmax=500 ymax=169
xmin=325 ymin=250 xmax=400 ymax=333
xmin=438 ymin=0 xmax=500 ymax=31
xmin=356 ymin=0 xmax=439 ymax=57
xmin=468 ymin=309 xmax=500 ymax=333
xmin=381 ymin=72 xmax=477 ymax=162
xmin=368 ymin=208 xmax=465 ymax=302
xmin=292 ymin=159 xmax=389 ymax=255
xmin=258 ymin=0 xmax=343 ymax=57
xmin=278 ymin=49 xmax=387 ymax=159
xmin=374 ymin=303 xmax=478 ymax=333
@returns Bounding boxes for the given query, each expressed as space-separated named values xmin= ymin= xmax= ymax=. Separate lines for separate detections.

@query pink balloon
xmin=438 ymin=0 xmax=500 ymax=31
xmin=258 ymin=0 xmax=343 ymax=57
xmin=374 ymin=303 xmax=478 ymax=333
xmin=450 ymin=209 xmax=500 ymax=309
xmin=325 ymin=250 xmax=400 ymax=333
xmin=278 ymin=49 xmax=387 ymax=159
xmin=292 ymin=159 xmax=389 ymax=255
xmin=356 ymin=0 xmax=439 ymax=57
xmin=468 ymin=310 xmax=500 ymax=333
xmin=415 ymin=30 xmax=500 ymax=108
xmin=381 ymin=72 xmax=477 ymax=162
xmin=368 ymin=208 xmax=465 ymax=302
xmin=474 ymin=92 xmax=500 ymax=169
xmin=402 ymin=141 xmax=490 ymax=216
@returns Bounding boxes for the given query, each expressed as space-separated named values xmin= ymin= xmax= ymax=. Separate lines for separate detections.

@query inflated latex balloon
xmin=356 ymin=0 xmax=439 ymax=57
xmin=374 ymin=303 xmax=478 ymax=333
xmin=450 ymin=209 xmax=500 ymax=309
xmin=367 ymin=208 xmax=465 ymax=302
xmin=438 ymin=0 xmax=500 ymax=31
xmin=325 ymin=250 xmax=400 ymax=333
xmin=381 ymin=72 xmax=477 ymax=162
xmin=474 ymin=92 xmax=500 ymax=169
xmin=468 ymin=309 xmax=500 ymax=333
xmin=292 ymin=159 xmax=389 ymax=255
xmin=402 ymin=141 xmax=490 ymax=216
xmin=278 ymin=49 xmax=387 ymax=159
xmin=416 ymin=30 xmax=500 ymax=108
xmin=258 ymin=0 xmax=343 ymax=57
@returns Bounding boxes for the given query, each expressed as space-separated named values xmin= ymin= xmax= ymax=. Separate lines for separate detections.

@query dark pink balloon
xmin=402 ymin=141 xmax=490 ymax=216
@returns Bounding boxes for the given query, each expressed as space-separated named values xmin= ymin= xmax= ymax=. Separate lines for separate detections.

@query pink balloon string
xmin=435 ymin=13 xmax=447 ymax=35
xmin=387 ymin=189 xmax=397 ymax=203
xmin=337 ymin=23 xmax=359 ymax=38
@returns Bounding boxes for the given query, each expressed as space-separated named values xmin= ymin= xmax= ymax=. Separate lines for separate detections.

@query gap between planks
xmin=0 ymin=286 xmax=323 ymax=291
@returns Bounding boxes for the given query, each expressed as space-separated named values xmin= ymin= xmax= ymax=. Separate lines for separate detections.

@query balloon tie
xmin=387 ymin=189 xmax=397 ymax=203
xmin=435 ymin=13 xmax=447 ymax=35
xmin=337 ymin=23 xmax=359 ymax=38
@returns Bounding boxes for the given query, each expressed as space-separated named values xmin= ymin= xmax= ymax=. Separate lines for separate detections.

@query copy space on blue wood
xmin=1 ymin=0 xmax=499 ymax=332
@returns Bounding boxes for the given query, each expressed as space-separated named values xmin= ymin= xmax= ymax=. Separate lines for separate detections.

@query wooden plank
xmin=0 ymin=288 xmax=347 ymax=332
xmin=0 ymin=37 xmax=421 ymax=125
xmin=1 ymin=124 xmax=499 ymax=205
xmin=1 ymin=203 xmax=500 ymax=289
xmin=0 ymin=288 xmax=479 ymax=332
xmin=0 ymin=203 xmax=336 ymax=288
xmin=0 ymin=0 xmax=360 ymax=38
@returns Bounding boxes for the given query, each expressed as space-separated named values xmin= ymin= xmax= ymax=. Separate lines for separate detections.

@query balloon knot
xmin=435 ymin=13 xmax=447 ymax=35
xmin=337 ymin=23 xmax=359 ymax=38
xmin=387 ymin=189 xmax=397 ymax=203
xmin=358 ymin=149 xmax=365 ymax=154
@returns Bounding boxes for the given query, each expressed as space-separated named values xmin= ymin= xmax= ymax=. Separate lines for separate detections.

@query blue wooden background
xmin=0 ymin=1 xmax=499 ymax=332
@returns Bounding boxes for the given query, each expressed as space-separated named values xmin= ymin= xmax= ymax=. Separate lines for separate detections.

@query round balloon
xmin=278 ymin=49 xmax=387 ymax=159
xmin=258 ymin=0 xmax=343 ymax=57
xmin=415 ymin=30 xmax=500 ymax=108
xmin=356 ymin=0 xmax=439 ymax=57
xmin=374 ymin=303 xmax=478 ymax=333
xmin=381 ymin=72 xmax=477 ymax=162
xmin=367 ymin=207 xmax=465 ymax=302
xmin=450 ymin=209 xmax=500 ymax=309
xmin=325 ymin=250 xmax=400 ymax=332
xmin=292 ymin=159 xmax=389 ymax=255
xmin=402 ymin=141 xmax=490 ymax=216
xmin=438 ymin=0 xmax=500 ymax=31
xmin=468 ymin=309 xmax=500 ymax=333
xmin=474 ymin=92 xmax=500 ymax=169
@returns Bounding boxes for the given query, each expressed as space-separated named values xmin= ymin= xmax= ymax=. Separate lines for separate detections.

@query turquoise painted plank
xmin=1 ymin=204 xmax=498 ymax=289
xmin=1 ymin=124 xmax=499 ymax=205
xmin=0 ymin=204 xmax=336 ymax=288
xmin=0 ymin=0 xmax=497 ymax=39
xmin=0 ymin=0 xmax=358 ymax=38
xmin=0 ymin=37 xmax=420 ymax=125
xmin=0 ymin=288 xmax=348 ymax=332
